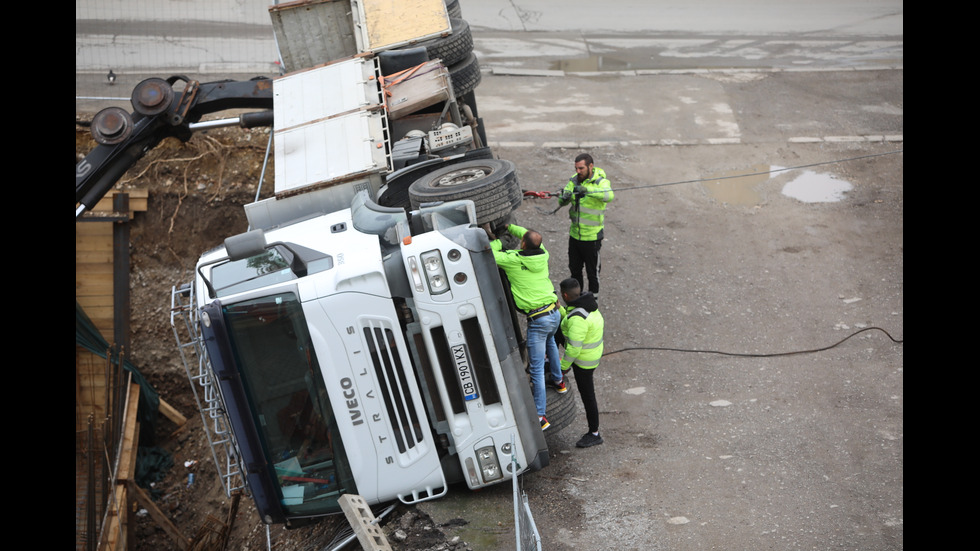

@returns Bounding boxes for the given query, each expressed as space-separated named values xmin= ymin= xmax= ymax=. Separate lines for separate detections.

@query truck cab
xmin=192 ymin=192 xmax=548 ymax=525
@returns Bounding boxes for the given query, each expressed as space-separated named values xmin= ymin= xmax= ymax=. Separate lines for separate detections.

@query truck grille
xmin=363 ymin=322 xmax=424 ymax=454
xmin=431 ymin=318 xmax=501 ymax=412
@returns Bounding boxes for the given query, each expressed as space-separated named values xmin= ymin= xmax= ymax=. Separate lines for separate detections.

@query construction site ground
xmin=75 ymin=64 xmax=903 ymax=550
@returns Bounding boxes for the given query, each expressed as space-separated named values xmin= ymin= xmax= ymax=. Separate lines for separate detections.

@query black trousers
xmin=572 ymin=365 xmax=600 ymax=433
xmin=568 ymin=236 xmax=602 ymax=294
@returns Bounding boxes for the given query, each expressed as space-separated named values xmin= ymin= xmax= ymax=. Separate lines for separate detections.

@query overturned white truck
xmin=160 ymin=0 xmax=575 ymax=527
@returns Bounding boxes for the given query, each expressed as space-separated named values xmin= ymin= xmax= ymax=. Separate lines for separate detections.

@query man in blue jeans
xmin=484 ymin=223 xmax=565 ymax=430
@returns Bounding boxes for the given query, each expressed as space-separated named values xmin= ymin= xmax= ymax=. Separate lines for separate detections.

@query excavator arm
xmin=76 ymin=75 xmax=275 ymax=219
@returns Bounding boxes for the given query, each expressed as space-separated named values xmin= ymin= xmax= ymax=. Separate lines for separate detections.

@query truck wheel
xmin=378 ymin=46 xmax=429 ymax=77
xmin=381 ymin=147 xmax=496 ymax=209
xmin=409 ymin=159 xmax=522 ymax=226
xmin=448 ymin=52 xmax=482 ymax=98
xmin=544 ymin=383 xmax=577 ymax=433
xmin=415 ymin=18 xmax=473 ymax=68
xmin=445 ymin=0 xmax=462 ymax=19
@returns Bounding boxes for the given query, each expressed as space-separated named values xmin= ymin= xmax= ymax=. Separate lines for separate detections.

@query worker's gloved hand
xmin=573 ymin=185 xmax=588 ymax=198
xmin=481 ymin=223 xmax=496 ymax=241
xmin=559 ymin=189 xmax=572 ymax=202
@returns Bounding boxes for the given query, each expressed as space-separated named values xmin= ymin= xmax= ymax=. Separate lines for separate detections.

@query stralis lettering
xmin=340 ymin=377 xmax=364 ymax=426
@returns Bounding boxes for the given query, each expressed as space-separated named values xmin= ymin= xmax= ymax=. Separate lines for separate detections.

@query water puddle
xmin=780 ymin=168 xmax=852 ymax=203
xmin=702 ymin=165 xmax=853 ymax=205
xmin=701 ymin=165 xmax=769 ymax=206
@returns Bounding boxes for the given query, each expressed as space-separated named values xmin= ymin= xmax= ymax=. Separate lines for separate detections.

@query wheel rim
xmin=435 ymin=167 xmax=491 ymax=187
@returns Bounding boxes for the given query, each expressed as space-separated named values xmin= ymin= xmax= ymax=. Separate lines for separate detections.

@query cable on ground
xmin=601 ymin=326 xmax=903 ymax=360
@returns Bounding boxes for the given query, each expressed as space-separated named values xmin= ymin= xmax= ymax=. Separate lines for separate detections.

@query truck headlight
xmin=420 ymin=250 xmax=450 ymax=295
xmin=476 ymin=445 xmax=502 ymax=482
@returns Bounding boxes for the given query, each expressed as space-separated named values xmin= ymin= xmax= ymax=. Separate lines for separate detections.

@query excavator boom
xmin=76 ymin=76 xmax=275 ymax=218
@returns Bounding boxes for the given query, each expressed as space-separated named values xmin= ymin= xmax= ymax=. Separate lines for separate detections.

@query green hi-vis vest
xmin=558 ymin=167 xmax=614 ymax=241
xmin=560 ymin=306 xmax=605 ymax=370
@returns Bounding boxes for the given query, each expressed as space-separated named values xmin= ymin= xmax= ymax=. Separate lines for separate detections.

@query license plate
xmin=451 ymin=344 xmax=479 ymax=401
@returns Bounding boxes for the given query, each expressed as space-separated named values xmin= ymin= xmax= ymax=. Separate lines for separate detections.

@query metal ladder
xmin=170 ymin=283 xmax=246 ymax=497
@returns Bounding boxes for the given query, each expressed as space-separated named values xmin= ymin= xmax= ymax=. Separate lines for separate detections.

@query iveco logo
xmin=340 ymin=377 xmax=364 ymax=426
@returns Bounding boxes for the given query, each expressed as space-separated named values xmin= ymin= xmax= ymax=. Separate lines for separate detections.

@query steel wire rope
xmin=528 ymin=149 xmax=904 ymax=212
xmin=615 ymin=149 xmax=904 ymax=193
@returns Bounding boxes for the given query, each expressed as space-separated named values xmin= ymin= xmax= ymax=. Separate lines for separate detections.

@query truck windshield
xmin=223 ymin=292 xmax=356 ymax=516
xmin=210 ymin=246 xmax=334 ymax=298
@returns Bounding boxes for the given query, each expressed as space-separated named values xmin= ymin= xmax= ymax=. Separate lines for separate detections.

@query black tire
xmin=445 ymin=0 xmax=462 ymax=19
xmin=378 ymin=46 xmax=429 ymax=77
xmin=380 ymin=148 xmax=495 ymax=209
xmin=544 ymin=384 xmax=577 ymax=434
xmin=415 ymin=18 xmax=473 ymax=68
xmin=490 ymin=212 xmax=514 ymax=236
xmin=448 ymin=52 xmax=482 ymax=98
xmin=377 ymin=181 xmax=411 ymax=210
xmin=408 ymin=159 xmax=522 ymax=226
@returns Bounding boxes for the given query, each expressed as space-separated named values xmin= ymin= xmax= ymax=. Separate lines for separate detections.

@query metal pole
xmin=87 ymin=415 xmax=96 ymax=551
xmin=249 ymin=128 xmax=275 ymax=232
xmin=323 ymin=503 xmax=396 ymax=551
xmin=513 ymin=434 xmax=521 ymax=551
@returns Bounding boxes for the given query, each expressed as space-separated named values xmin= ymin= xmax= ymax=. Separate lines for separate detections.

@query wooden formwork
xmin=76 ymin=191 xmax=143 ymax=551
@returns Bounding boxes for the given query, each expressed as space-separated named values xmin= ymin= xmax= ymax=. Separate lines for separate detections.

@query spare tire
xmin=543 ymin=383 xmax=577 ymax=434
xmin=448 ymin=52 xmax=482 ymax=98
xmin=408 ymin=159 xmax=522 ymax=226
xmin=445 ymin=0 xmax=462 ymax=19
xmin=379 ymin=147 xmax=495 ymax=209
xmin=414 ymin=18 xmax=473 ymax=68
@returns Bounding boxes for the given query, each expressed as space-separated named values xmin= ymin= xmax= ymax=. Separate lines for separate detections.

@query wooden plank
xmin=158 ymin=397 xmax=188 ymax=427
xmin=99 ymin=484 xmax=126 ymax=551
xmin=75 ymin=304 xmax=114 ymax=339
xmin=76 ymin=213 xmax=115 ymax=339
xmin=360 ymin=0 xmax=449 ymax=52
xmin=74 ymin=238 xmax=112 ymax=251
xmin=75 ymin=278 xmax=113 ymax=291
xmin=131 ymin=482 xmax=190 ymax=548
xmin=78 ymin=308 xmax=113 ymax=330
xmin=76 ymin=351 xmax=105 ymax=432
xmin=77 ymin=375 xmax=107 ymax=413
xmin=76 ymin=350 xmax=108 ymax=423
xmin=76 ymin=221 xmax=113 ymax=242
xmin=76 ymin=275 xmax=114 ymax=296
xmin=90 ymin=189 xmax=149 ymax=214
xmin=116 ymin=382 xmax=141 ymax=482
xmin=76 ymin=251 xmax=115 ymax=265
xmin=75 ymin=262 xmax=115 ymax=275
xmin=75 ymin=300 xmax=114 ymax=322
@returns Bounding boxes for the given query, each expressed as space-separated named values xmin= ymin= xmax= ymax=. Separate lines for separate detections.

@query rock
xmin=400 ymin=511 xmax=417 ymax=530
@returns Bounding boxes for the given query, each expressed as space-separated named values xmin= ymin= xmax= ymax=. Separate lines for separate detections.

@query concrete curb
xmin=491 ymin=135 xmax=903 ymax=149
xmin=489 ymin=64 xmax=902 ymax=78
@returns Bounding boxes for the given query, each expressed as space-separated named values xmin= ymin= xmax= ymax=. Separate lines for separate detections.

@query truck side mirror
xmin=224 ymin=229 xmax=267 ymax=261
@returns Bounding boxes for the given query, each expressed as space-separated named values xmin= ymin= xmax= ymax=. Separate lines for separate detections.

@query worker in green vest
xmin=558 ymin=278 xmax=605 ymax=448
xmin=484 ymin=223 xmax=564 ymax=431
xmin=557 ymin=153 xmax=614 ymax=298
